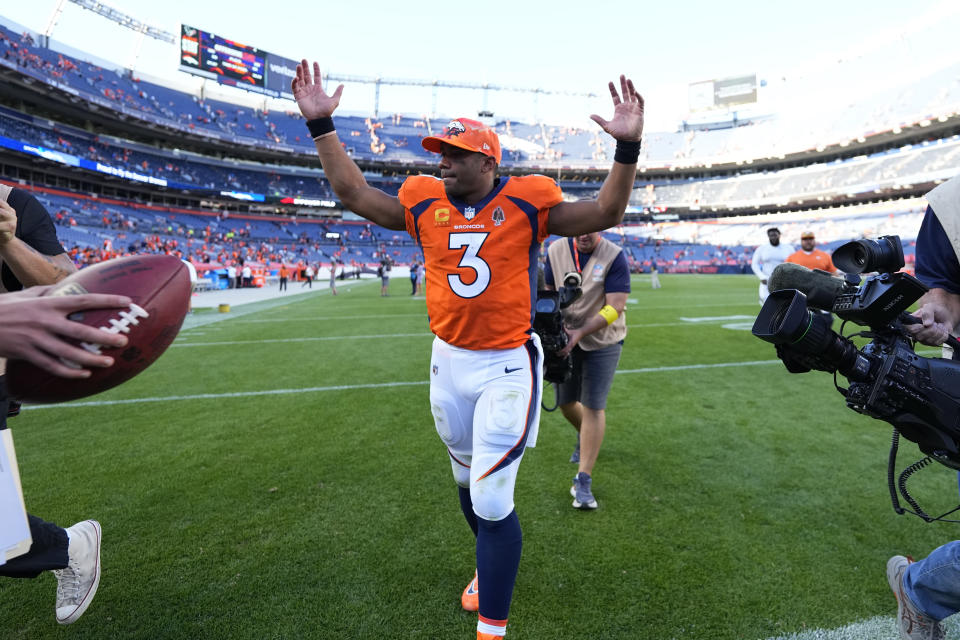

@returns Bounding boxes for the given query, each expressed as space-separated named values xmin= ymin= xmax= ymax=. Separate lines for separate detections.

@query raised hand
xmin=590 ymin=75 xmax=644 ymax=142
xmin=291 ymin=60 xmax=345 ymax=121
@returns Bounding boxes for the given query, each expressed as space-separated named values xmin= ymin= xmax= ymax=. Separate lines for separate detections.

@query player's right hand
xmin=292 ymin=60 xmax=344 ymax=121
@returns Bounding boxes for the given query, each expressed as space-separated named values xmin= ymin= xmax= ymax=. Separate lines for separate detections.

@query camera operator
xmin=544 ymin=231 xmax=629 ymax=510
xmin=886 ymin=175 xmax=960 ymax=639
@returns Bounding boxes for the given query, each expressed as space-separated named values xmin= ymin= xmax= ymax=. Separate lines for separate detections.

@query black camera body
xmin=753 ymin=235 xmax=960 ymax=471
xmin=534 ymin=272 xmax=583 ymax=384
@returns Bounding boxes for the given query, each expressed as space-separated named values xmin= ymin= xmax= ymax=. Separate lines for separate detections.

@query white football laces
xmin=61 ymin=303 xmax=150 ymax=369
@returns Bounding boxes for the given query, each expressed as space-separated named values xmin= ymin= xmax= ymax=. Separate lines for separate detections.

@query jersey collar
xmin=448 ymin=176 xmax=511 ymax=220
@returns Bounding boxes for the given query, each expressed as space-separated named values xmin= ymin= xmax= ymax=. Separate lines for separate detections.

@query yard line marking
xmin=616 ymin=360 xmax=779 ymax=374
xmin=678 ymin=315 xmax=755 ymax=323
xmin=228 ymin=313 xmax=429 ymax=323
xmin=172 ymin=333 xmax=433 ymax=347
xmin=763 ymin=614 xmax=960 ymax=639
xmin=22 ymin=360 xmax=783 ymax=410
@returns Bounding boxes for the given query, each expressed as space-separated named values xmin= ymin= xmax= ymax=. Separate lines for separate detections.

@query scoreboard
xmin=179 ymin=24 xmax=297 ymax=100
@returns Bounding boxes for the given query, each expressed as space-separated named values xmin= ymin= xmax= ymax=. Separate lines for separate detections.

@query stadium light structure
xmin=50 ymin=0 xmax=176 ymax=70
xmin=63 ymin=0 xmax=176 ymax=43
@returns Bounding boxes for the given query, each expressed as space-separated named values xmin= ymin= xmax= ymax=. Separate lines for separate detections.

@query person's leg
xmin=429 ymin=338 xmax=480 ymax=612
xmin=0 ymin=514 xmax=68 ymax=578
xmin=571 ymin=343 xmax=622 ymax=510
xmin=902 ymin=541 xmax=960 ymax=621
xmin=577 ymin=407 xmax=606 ymax=477
xmin=0 ymin=515 xmax=101 ymax=625
xmin=557 ymin=354 xmax=583 ymax=464
xmin=469 ymin=338 xmax=540 ymax=638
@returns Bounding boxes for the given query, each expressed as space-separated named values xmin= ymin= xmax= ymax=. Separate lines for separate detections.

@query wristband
xmin=598 ymin=304 xmax=619 ymax=325
xmin=306 ymin=117 xmax=335 ymax=140
xmin=614 ymin=140 xmax=641 ymax=164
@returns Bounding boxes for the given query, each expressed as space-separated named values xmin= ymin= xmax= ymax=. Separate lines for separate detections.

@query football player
xmin=293 ymin=61 xmax=644 ymax=640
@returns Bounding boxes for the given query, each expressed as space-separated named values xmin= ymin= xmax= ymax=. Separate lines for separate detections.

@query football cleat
xmin=461 ymin=569 xmax=479 ymax=611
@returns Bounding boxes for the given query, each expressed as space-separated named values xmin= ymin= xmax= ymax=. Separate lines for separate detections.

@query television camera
xmin=534 ymin=272 xmax=583 ymax=385
xmin=752 ymin=235 xmax=960 ymax=521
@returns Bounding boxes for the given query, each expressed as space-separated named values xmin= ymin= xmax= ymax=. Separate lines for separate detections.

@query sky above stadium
xmin=3 ymin=0 xmax=959 ymax=130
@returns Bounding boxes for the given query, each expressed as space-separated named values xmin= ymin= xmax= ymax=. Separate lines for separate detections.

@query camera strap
xmin=567 ymin=237 xmax=583 ymax=274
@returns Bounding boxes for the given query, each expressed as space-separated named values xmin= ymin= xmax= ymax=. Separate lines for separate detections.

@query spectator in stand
xmin=785 ymin=230 xmax=837 ymax=273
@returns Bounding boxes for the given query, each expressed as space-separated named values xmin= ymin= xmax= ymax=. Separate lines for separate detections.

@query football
xmin=7 ymin=254 xmax=192 ymax=403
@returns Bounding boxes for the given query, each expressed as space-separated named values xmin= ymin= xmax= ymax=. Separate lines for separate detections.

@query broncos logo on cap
xmin=444 ymin=120 xmax=466 ymax=137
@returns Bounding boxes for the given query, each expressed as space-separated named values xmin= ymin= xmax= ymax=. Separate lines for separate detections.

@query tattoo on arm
xmin=22 ymin=244 xmax=74 ymax=282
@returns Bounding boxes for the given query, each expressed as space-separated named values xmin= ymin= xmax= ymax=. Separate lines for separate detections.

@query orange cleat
xmin=461 ymin=570 xmax=479 ymax=612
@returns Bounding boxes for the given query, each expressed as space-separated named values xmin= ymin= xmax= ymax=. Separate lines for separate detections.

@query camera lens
xmin=833 ymin=236 xmax=904 ymax=274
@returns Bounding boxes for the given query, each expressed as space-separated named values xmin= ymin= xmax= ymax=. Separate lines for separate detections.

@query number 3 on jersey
xmin=447 ymin=232 xmax=491 ymax=298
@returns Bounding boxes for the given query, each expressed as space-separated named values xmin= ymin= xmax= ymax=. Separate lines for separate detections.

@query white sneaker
xmin=53 ymin=520 xmax=102 ymax=625
xmin=886 ymin=555 xmax=945 ymax=640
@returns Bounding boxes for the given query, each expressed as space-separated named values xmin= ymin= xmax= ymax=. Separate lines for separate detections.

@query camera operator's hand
xmin=906 ymin=289 xmax=960 ymax=347
xmin=558 ymin=326 xmax=585 ymax=358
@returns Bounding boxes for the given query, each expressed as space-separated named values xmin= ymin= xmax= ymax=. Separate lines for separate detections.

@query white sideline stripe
xmin=23 ymin=359 xmax=783 ymax=410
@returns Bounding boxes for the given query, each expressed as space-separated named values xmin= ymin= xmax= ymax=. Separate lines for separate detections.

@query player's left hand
xmin=590 ymin=75 xmax=644 ymax=142
xmin=0 ymin=200 xmax=16 ymax=245
xmin=292 ymin=60 xmax=344 ymax=121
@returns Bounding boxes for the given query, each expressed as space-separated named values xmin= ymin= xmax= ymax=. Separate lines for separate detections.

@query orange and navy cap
xmin=422 ymin=118 xmax=501 ymax=164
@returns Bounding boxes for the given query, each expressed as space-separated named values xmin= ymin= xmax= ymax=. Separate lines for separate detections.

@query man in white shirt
xmin=751 ymin=227 xmax=794 ymax=304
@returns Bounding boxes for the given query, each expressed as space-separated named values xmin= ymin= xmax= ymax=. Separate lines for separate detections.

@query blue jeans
xmin=902 ymin=472 xmax=960 ymax=620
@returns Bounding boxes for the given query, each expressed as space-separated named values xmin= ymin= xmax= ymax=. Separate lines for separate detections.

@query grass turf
xmin=1 ymin=273 xmax=956 ymax=639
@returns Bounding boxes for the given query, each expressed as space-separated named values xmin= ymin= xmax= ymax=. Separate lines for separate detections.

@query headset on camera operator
xmin=544 ymin=231 xmax=629 ymax=510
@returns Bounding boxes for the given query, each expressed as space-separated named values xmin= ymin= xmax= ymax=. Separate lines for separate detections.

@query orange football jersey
xmin=400 ymin=174 xmax=563 ymax=350
xmin=786 ymin=248 xmax=837 ymax=273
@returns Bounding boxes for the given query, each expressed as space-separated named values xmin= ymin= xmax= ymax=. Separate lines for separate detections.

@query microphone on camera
xmin=767 ymin=263 xmax=848 ymax=310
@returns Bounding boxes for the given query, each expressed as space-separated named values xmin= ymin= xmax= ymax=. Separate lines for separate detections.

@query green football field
xmin=3 ymin=273 xmax=959 ymax=639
